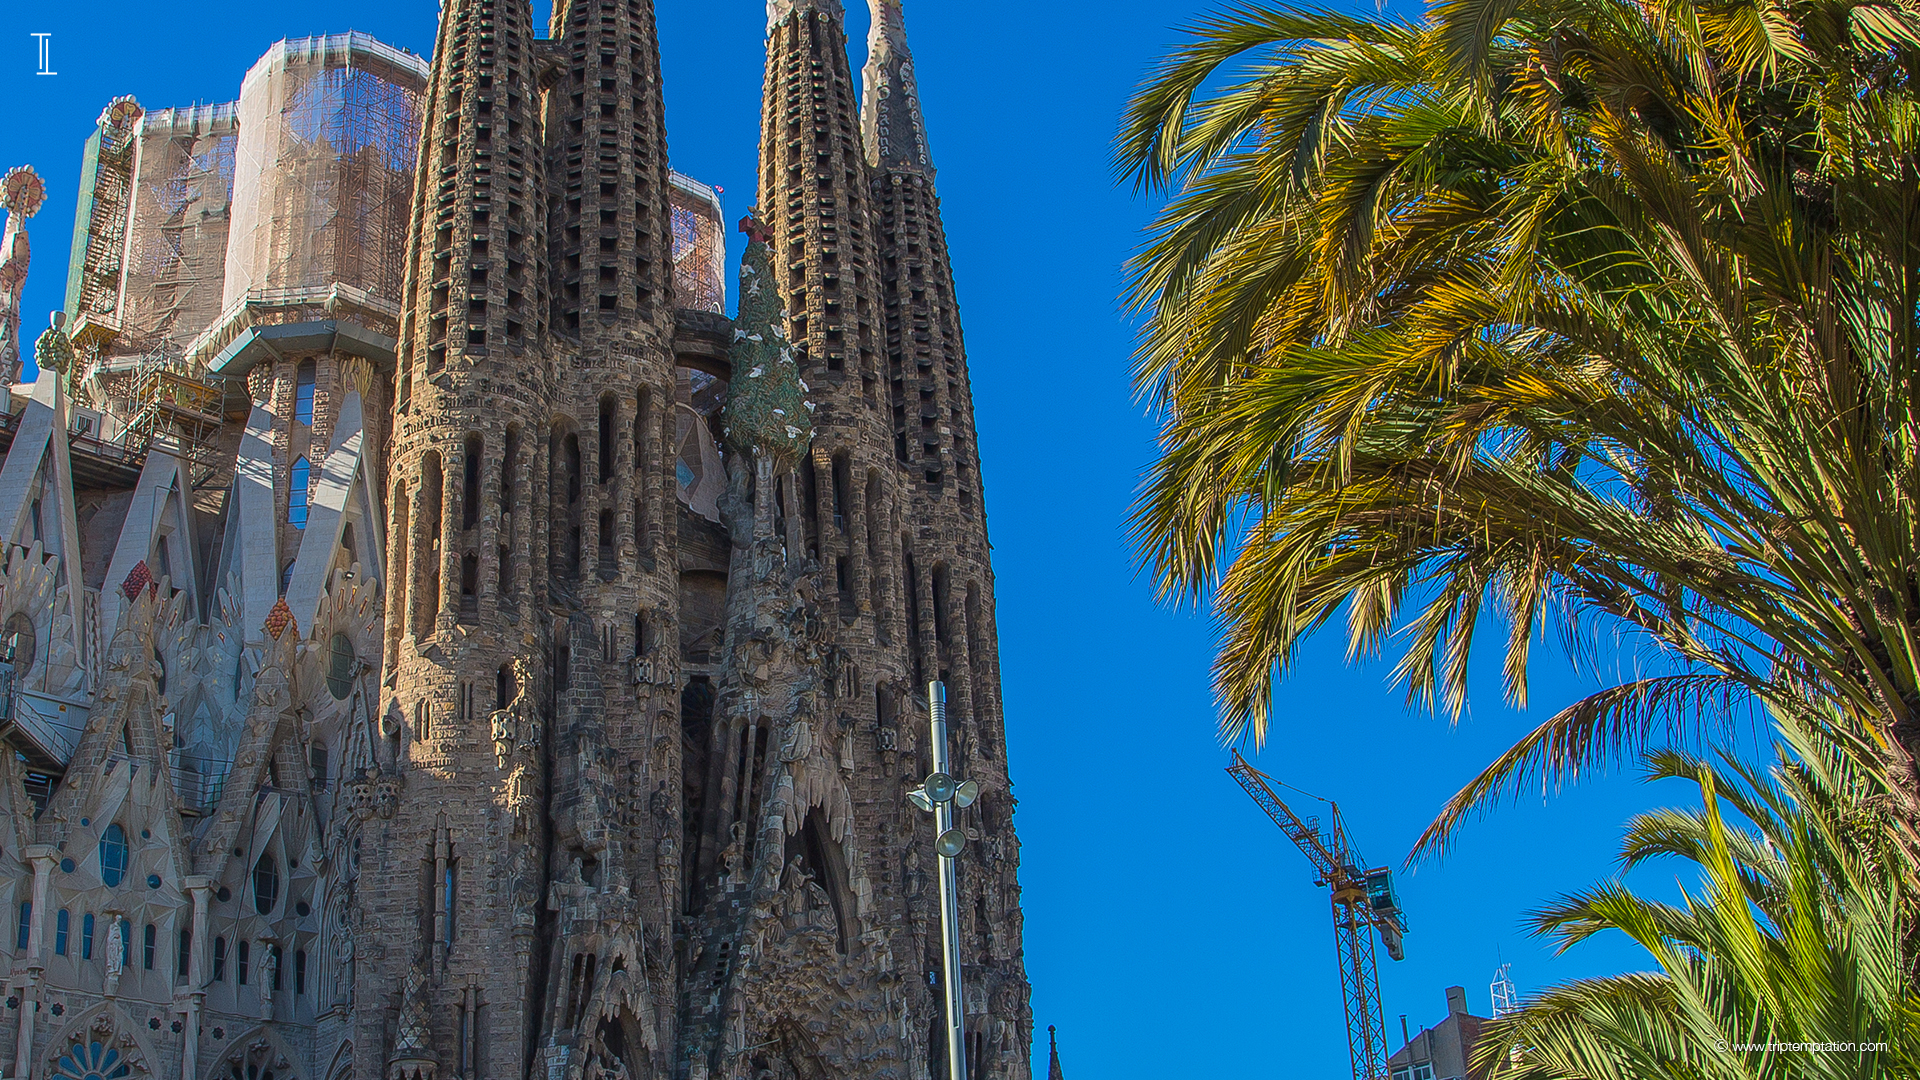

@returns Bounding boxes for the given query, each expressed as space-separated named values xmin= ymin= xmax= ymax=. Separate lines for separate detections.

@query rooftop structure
xmin=1391 ymin=986 xmax=1492 ymax=1080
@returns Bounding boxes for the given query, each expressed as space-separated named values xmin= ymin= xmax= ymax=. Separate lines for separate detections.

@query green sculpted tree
xmin=1117 ymin=0 xmax=1920 ymax=851
xmin=724 ymin=214 xmax=813 ymax=468
xmin=1477 ymin=710 xmax=1920 ymax=1077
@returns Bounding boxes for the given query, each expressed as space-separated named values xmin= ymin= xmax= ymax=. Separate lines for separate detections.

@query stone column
xmin=433 ymin=828 xmax=451 ymax=976
xmin=811 ymin=456 xmax=834 ymax=562
xmin=849 ymin=470 xmax=872 ymax=615
xmin=440 ymin=443 xmax=464 ymax=625
xmin=613 ymin=397 xmax=635 ymax=566
xmin=23 ymin=847 xmax=52 ymax=962
xmin=13 ymin=847 xmax=54 ymax=1080
xmin=916 ymin=561 xmax=938 ymax=684
xmin=478 ymin=435 xmax=500 ymax=621
xmin=406 ymin=484 xmax=430 ymax=643
xmin=181 ymin=876 xmax=212 ymax=1080
xmin=529 ymin=435 xmax=550 ymax=607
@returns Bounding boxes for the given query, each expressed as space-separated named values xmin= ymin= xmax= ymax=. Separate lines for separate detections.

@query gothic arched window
xmin=326 ymin=634 xmax=355 ymax=700
xmin=99 ymin=824 xmax=127 ymax=887
xmin=51 ymin=1039 xmax=134 ymax=1080
xmin=253 ymin=857 xmax=280 ymax=915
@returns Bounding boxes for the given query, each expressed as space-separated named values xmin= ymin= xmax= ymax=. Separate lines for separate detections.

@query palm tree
xmin=1116 ymin=0 xmax=1920 ymax=853
xmin=1475 ymin=708 xmax=1920 ymax=1077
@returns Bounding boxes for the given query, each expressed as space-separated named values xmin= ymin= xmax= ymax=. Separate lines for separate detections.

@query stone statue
xmin=491 ymin=655 xmax=542 ymax=769
xmin=103 ymin=917 xmax=124 ymax=994
xmin=720 ymin=821 xmax=748 ymax=887
xmin=259 ymin=944 xmax=278 ymax=1017
xmin=988 ymin=984 xmax=1024 ymax=1067
xmin=333 ymin=911 xmax=355 ymax=1007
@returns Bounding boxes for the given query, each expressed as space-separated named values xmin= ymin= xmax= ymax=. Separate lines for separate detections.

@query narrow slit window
xmin=294 ymin=361 xmax=316 ymax=425
xmin=463 ymin=435 xmax=483 ymax=529
xmin=289 ymin=457 xmax=311 ymax=529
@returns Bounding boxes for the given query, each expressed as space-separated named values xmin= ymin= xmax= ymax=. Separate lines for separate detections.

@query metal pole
xmin=928 ymin=681 xmax=967 ymax=1080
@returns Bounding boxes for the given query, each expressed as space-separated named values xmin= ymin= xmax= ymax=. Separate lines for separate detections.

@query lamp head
xmin=924 ymin=772 xmax=957 ymax=804
xmin=936 ymin=829 xmax=967 ymax=858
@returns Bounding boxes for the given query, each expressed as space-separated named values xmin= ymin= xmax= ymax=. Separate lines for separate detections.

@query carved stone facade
xmin=0 ymin=5 xmax=1026 ymax=1080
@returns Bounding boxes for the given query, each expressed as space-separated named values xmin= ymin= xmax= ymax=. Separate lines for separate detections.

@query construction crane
xmin=1228 ymin=751 xmax=1407 ymax=1080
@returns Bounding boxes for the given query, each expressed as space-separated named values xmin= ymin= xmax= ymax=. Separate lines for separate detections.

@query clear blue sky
xmin=0 ymin=2 xmax=1739 ymax=1075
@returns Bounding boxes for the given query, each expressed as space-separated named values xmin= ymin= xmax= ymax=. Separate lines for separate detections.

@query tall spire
xmin=768 ymin=0 xmax=844 ymax=27
xmin=861 ymin=0 xmax=933 ymax=174
xmin=1048 ymin=1025 xmax=1066 ymax=1080
xmin=0 ymin=166 xmax=44 ymax=384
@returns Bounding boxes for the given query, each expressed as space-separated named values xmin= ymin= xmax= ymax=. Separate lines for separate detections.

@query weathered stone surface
xmin=0 ymin=4 xmax=1027 ymax=1080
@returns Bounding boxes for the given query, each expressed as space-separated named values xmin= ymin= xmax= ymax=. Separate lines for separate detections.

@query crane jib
xmin=1228 ymin=751 xmax=1406 ymax=1080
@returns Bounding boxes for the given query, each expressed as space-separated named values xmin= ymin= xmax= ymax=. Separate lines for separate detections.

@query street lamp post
xmin=910 ymin=681 xmax=980 ymax=1080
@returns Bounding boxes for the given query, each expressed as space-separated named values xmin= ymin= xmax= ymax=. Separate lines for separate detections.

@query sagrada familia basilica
xmin=0 ymin=1 xmax=1038 ymax=1078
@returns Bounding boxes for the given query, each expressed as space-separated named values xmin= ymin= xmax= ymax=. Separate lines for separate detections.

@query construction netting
xmin=119 ymin=105 xmax=237 ymax=359
xmin=670 ymin=171 xmax=727 ymax=314
xmin=65 ymin=98 xmax=144 ymax=326
xmin=221 ymin=33 xmax=428 ymax=311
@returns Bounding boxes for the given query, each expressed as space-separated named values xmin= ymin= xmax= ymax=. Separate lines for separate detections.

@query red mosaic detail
xmin=264 ymin=598 xmax=295 ymax=641
xmin=120 ymin=561 xmax=151 ymax=600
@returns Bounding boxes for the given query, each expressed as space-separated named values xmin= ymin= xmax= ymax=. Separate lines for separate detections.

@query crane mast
xmin=1228 ymin=752 xmax=1407 ymax=1080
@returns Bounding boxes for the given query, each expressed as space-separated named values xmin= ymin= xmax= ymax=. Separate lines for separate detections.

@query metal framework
xmin=1228 ymin=752 xmax=1406 ymax=1080
xmin=224 ymin=34 xmax=425 ymax=308
xmin=120 ymin=104 xmax=237 ymax=358
xmin=669 ymin=172 xmax=726 ymax=314
xmin=127 ymin=351 xmax=223 ymax=468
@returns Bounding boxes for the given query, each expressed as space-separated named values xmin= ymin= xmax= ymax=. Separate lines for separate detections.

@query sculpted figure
xmin=104 ymin=918 xmax=124 ymax=980
xmin=720 ymin=821 xmax=747 ymax=886
xmin=333 ymin=916 xmax=355 ymax=1006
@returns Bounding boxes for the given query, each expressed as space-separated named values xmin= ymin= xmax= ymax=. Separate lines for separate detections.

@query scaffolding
xmin=670 ymin=171 xmax=727 ymax=314
xmin=222 ymin=34 xmax=428 ymax=310
xmin=65 ymin=97 xmax=145 ymax=357
xmin=126 ymin=350 xmax=222 ymax=463
xmin=119 ymin=104 xmax=238 ymax=360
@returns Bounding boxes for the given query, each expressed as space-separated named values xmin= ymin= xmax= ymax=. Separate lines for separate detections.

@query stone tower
xmin=365 ymin=0 xmax=559 ymax=1073
xmin=0 ymin=5 xmax=1028 ymax=1080
xmin=367 ymin=0 xmax=1032 ymax=1075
